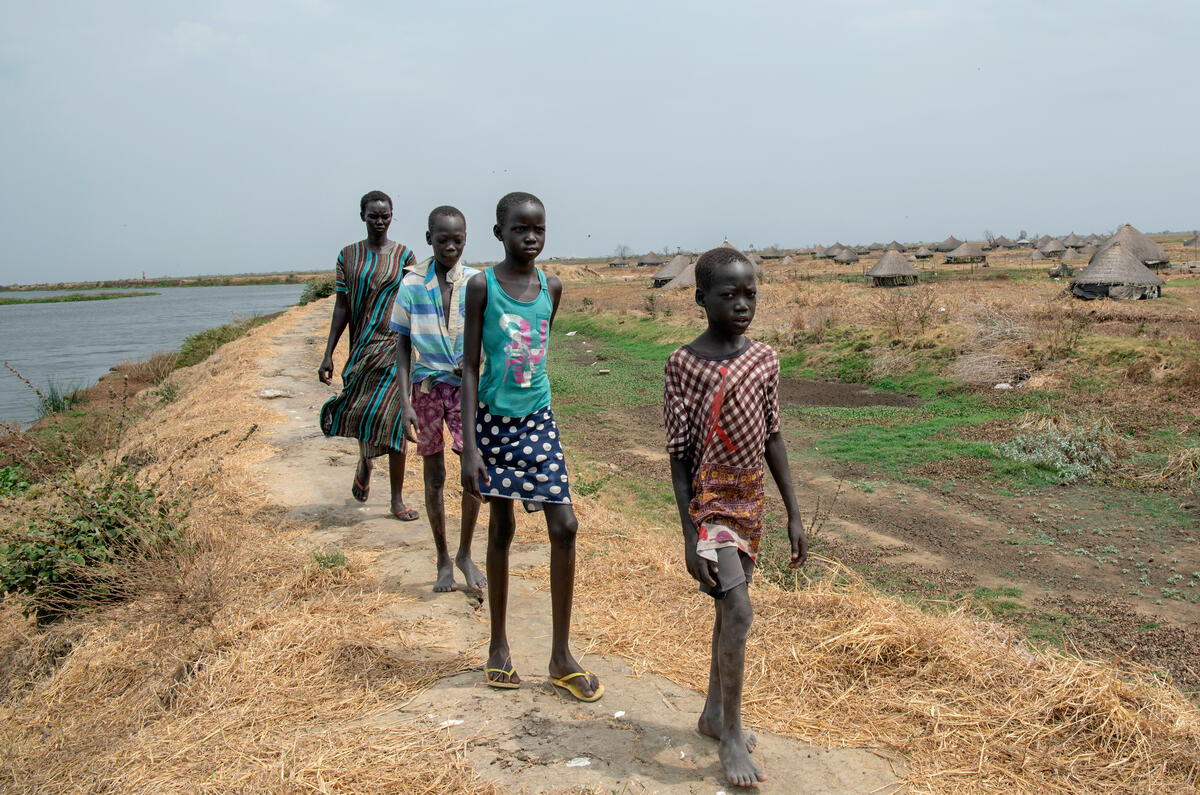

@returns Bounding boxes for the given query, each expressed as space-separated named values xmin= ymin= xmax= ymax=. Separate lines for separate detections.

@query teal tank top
xmin=478 ymin=267 xmax=553 ymax=418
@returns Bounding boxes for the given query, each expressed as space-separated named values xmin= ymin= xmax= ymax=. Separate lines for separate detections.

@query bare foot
xmin=456 ymin=555 xmax=486 ymax=591
xmin=433 ymin=560 xmax=457 ymax=592
xmin=698 ymin=712 xmax=757 ymax=753
xmin=719 ymin=734 xmax=766 ymax=788
xmin=548 ymin=654 xmax=598 ymax=700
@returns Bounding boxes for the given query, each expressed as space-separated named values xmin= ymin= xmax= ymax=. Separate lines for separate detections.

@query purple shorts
xmin=411 ymin=380 xmax=463 ymax=457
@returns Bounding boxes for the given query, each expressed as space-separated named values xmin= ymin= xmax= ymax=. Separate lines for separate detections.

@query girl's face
xmin=362 ymin=200 xmax=392 ymax=236
xmin=494 ymin=201 xmax=545 ymax=263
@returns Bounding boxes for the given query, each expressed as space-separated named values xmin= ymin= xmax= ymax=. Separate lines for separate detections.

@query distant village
xmin=608 ymin=224 xmax=1197 ymax=301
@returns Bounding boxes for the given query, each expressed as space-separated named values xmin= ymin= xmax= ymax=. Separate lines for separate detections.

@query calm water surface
xmin=1 ymin=284 xmax=306 ymax=426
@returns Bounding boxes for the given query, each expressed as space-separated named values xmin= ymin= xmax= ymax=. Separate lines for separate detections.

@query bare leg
xmin=387 ymin=449 xmax=416 ymax=519
xmin=715 ymin=585 xmax=764 ymax=787
xmin=543 ymin=503 xmax=598 ymax=698
xmin=485 ymin=499 xmax=519 ymax=686
xmin=455 ymin=488 xmax=485 ymax=591
xmin=422 ymin=453 xmax=456 ymax=592
xmin=698 ymin=602 xmax=756 ymax=752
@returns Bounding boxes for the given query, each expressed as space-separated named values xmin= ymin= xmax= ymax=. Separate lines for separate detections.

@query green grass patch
xmin=0 ymin=291 xmax=157 ymax=306
xmin=177 ymin=314 xmax=277 ymax=368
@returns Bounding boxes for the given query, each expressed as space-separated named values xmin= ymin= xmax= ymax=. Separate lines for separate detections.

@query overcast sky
xmin=1 ymin=1 xmax=1196 ymax=283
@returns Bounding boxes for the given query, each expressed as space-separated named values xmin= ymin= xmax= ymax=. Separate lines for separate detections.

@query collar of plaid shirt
xmin=404 ymin=256 xmax=471 ymax=344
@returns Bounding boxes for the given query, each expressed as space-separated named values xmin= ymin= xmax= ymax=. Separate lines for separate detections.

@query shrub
xmin=37 ymin=381 xmax=85 ymax=418
xmin=0 ymin=464 xmax=30 ymax=497
xmin=0 ymin=465 xmax=187 ymax=621
xmin=994 ymin=417 xmax=1118 ymax=485
xmin=313 ymin=546 xmax=346 ymax=569
xmin=298 ymin=277 xmax=336 ymax=306
xmin=177 ymin=315 xmax=271 ymax=368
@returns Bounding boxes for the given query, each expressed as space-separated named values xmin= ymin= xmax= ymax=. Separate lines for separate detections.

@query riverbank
xmin=2 ymin=299 xmax=1198 ymax=792
xmin=0 ymin=271 xmax=327 ymax=292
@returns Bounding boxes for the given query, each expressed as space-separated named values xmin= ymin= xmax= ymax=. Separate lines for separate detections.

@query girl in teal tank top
xmin=459 ymin=192 xmax=603 ymax=702
xmin=477 ymin=266 xmax=553 ymax=418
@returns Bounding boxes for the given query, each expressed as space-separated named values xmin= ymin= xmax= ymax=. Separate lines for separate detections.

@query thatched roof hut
xmin=1077 ymin=244 xmax=1099 ymax=258
xmin=867 ymin=250 xmax=919 ymax=287
xmin=992 ymin=235 xmax=1016 ymax=249
xmin=1062 ymin=247 xmax=1082 ymax=260
xmin=663 ymin=259 xmax=698 ymax=289
xmin=637 ymin=252 xmax=665 ymax=268
xmin=1071 ymin=242 xmax=1164 ymax=300
xmin=855 ymin=244 xmax=872 ymax=255
xmin=758 ymin=246 xmax=786 ymax=259
xmin=868 ymin=242 xmax=885 ymax=251
xmin=652 ymin=254 xmax=690 ymax=287
xmin=1036 ymin=234 xmax=1053 ymax=249
xmin=1031 ymin=249 xmax=1045 ymax=261
xmin=1062 ymin=232 xmax=1085 ymax=248
xmin=813 ymin=245 xmax=830 ymax=259
xmin=913 ymin=246 xmax=933 ymax=259
xmin=888 ymin=241 xmax=908 ymax=252
xmin=1040 ymin=238 xmax=1067 ymax=257
xmin=933 ymin=236 xmax=962 ymax=252
xmin=1099 ymin=224 xmax=1169 ymax=268
xmin=945 ymin=241 xmax=987 ymax=263
xmin=608 ymin=258 xmax=629 ymax=268
xmin=833 ymin=248 xmax=859 ymax=265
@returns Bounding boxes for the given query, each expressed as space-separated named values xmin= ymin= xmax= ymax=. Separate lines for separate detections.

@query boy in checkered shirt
xmin=663 ymin=246 xmax=807 ymax=789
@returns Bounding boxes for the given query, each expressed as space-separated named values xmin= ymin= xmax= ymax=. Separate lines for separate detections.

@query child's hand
xmin=788 ymin=516 xmax=808 ymax=568
xmin=399 ymin=402 xmax=419 ymax=444
xmin=685 ymin=545 xmax=718 ymax=588
xmin=460 ymin=448 xmax=489 ymax=499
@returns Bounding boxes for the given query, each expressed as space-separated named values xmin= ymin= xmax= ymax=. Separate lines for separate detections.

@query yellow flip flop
xmin=551 ymin=671 xmax=604 ymax=702
xmin=484 ymin=666 xmax=521 ymax=689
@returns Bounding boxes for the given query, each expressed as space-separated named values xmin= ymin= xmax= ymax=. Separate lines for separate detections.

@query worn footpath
xmin=256 ymin=302 xmax=900 ymax=793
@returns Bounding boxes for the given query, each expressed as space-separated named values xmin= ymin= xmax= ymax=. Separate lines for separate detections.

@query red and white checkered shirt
xmin=664 ymin=339 xmax=780 ymax=471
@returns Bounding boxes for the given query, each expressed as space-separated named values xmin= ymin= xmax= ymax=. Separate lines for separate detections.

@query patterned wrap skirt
xmin=690 ymin=462 xmax=765 ymax=560
xmin=475 ymin=403 xmax=572 ymax=505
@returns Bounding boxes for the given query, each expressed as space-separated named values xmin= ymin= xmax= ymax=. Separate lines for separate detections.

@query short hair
xmin=496 ymin=191 xmax=543 ymax=226
xmin=695 ymin=246 xmax=754 ymax=292
xmin=428 ymin=205 xmax=465 ymax=229
xmin=359 ymin=190 xmax=392 ymax=216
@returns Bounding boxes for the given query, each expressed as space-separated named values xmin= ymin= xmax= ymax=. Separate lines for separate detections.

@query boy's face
xmin=426 ymin=214 xmax=466 ymax=267
xmin=697 ymin=260 xmax=757 ymax=336
xmin=493 ymin=201 xmax=545 ymax=263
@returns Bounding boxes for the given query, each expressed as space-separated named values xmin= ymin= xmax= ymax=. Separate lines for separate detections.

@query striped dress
xmin=320 ymin=240 xmax=415 ymax=454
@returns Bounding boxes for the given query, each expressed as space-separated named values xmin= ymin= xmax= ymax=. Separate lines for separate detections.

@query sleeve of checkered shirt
xmin=663 ymin=353 xmax=690 ymax=459
xmin=334 ymin=248 xmax=348 ymax=294
xmin=765 ymin=347 xmax=781 ymax=435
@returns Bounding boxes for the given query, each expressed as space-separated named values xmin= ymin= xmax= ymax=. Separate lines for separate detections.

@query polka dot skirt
xmin=475 ymin=404 xmax=572 ymax=505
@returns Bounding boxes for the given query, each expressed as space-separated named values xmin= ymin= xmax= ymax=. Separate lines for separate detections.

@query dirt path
xmin=253 ymin=304 xmax=900 ymax=794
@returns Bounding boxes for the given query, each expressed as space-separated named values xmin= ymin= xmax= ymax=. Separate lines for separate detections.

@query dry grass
xmin=558 ymin=498 xmax=1200 ymax=793
xmin=5 ymin=293 xmax=1200 ymax=793
xmin=951 ymin=352 xmax=1028 ymax=387
xmin=120 ymin=352 xmax=180 ymax=385
xmin=0 ymin=304 xmax=499 ymax=794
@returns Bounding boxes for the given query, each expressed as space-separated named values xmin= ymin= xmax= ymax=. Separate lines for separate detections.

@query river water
xmin=0 ymin=284 xmax=307 ymax=426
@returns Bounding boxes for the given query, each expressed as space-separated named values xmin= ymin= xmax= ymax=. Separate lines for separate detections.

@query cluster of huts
xmin=617 ymin=223 xmax=1183 ymax=301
